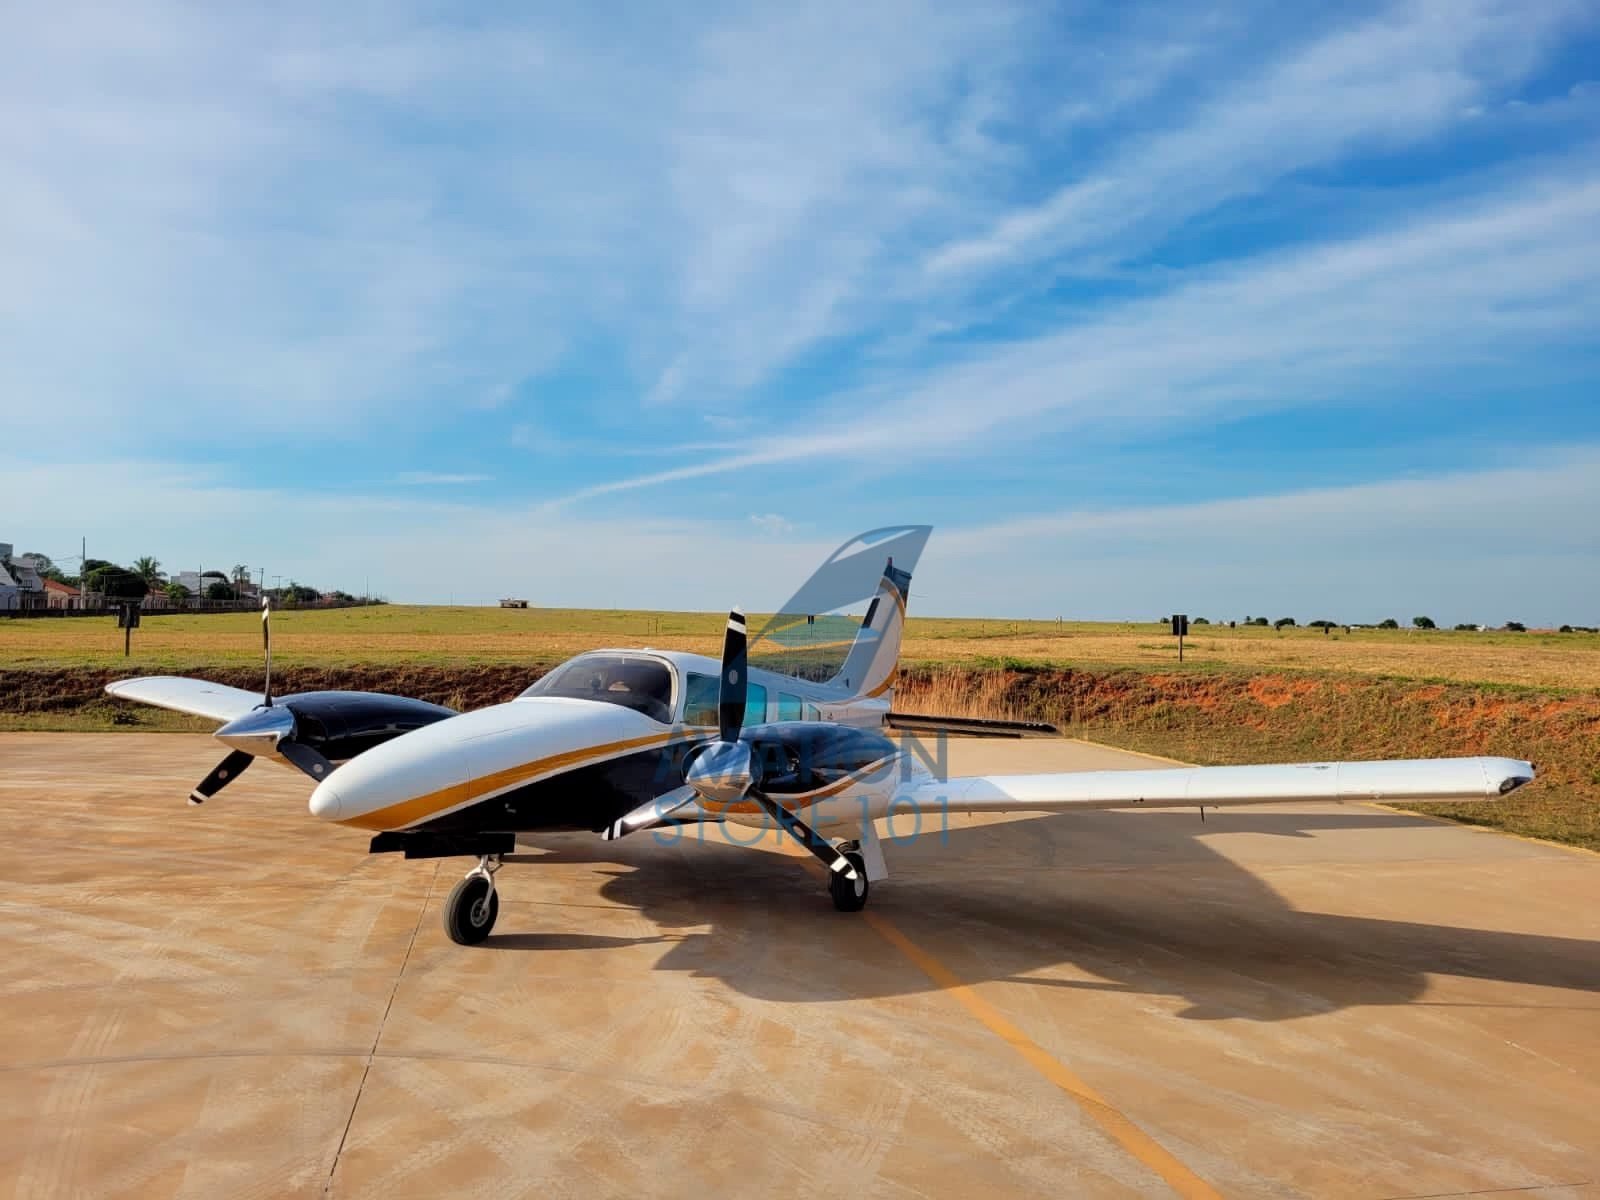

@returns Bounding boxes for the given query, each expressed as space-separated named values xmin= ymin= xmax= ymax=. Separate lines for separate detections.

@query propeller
xmin=190 ymin=749 xmax=254 ymax=806
xmin=602 ymin=784 xmax=699 ymax=841
xmin=261 ymin=594 xmax=273 ymax=707
xmin=605 ymin=608 xmax=861 ymax=881
xmin=187 ymin=593 xmax=332 ymax=803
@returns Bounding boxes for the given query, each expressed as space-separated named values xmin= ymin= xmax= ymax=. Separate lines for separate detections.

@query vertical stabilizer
xmin=748 ymin=525 xmax=929 ymax=699
xmin=829 ymin=558 xmax=912 ymax=700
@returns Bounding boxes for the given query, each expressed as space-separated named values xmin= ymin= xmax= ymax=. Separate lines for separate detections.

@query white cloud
xmin=748 ymin=513 xmax=794 ymax=537
xmin=923 ymin=0 xmax=1589 ymax=279
xmin=920 ymin=447 xmax=1600 ymax=626
xmin=0 ymin=0 xmax=1595 ymax=620
xmin=4 ymin=451 xmax=1595 ymax=624
xmin=557 ymin=165 xmax=1600 ymax=500
xmin=394 ymin=472 xmax=491 ymax=486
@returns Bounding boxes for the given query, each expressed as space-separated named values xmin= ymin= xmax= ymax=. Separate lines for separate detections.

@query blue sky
xmin=2 ymin=1 xmax=1598 ymax=624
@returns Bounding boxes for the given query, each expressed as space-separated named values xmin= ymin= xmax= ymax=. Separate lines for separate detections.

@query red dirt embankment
xmin=3 ymin=664 xmax=1596 ymax=849
xmin=0 ymin=665 xmax=538 ymax=718
xmin=892 ymin=667 xmax=1600 ymax=850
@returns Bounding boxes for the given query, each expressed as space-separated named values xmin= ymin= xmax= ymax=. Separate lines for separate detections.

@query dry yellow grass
xmin=4 ymin=606 xmax=1598 ymax=689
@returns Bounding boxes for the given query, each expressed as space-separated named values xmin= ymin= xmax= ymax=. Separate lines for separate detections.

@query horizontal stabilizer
xmin=104 ymin=677 xmax=264 ymax=725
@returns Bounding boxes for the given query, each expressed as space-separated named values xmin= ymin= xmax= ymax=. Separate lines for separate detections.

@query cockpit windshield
xmin=518 ymin=654 xmax=674 ymax=724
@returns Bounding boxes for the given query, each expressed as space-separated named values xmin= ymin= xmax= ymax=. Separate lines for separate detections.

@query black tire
xmin=443 ymin=873 xmax=499 ymax=945
xmin=828 ymin=852 xmax=869 ymax=912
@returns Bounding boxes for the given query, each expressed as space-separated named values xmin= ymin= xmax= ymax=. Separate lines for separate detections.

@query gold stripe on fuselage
xmin=342 ymin=738 xmax=902 ymax=831
xmin=339 ymin=730 xmax=687 ymax=831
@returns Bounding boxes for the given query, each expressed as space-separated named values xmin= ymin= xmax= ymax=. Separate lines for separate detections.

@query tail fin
xmin=831 ymin=559 xmax=911 ymax=699
xmin=747 ymin=525 xmax=929 ymax=699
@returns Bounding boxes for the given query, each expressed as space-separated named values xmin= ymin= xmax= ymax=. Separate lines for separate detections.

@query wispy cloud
xmin=1 ymin=1 xmax=1595 ymax=618
xmin=556 ymin=164 xmax=1600 ymax=500
xmin=5 ymin=451 xmax=1595 ymax=624
xmin=394 ymin=472 xmax=491 ymax=486
xmin=748 ymin=513 xmax=794 ymax=537
xmin=923 ymin=0 xmax=1589 ymax=279
xmin=923 ymin=447 xmax=1600 ymax=625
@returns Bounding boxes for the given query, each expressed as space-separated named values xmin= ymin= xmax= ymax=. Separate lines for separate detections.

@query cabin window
xmin=804 ymin=703 xmax=822 ymax=721
xmin=776 ymin=693 xmax=802 ymax=721
xmin=682 ymin=672 xmax=719 ymax=726
xmin=745 ymin=683 xmax=769 ymax=724
xmin=521 ymin=654 xmax=675 ymax=724
xmin=683 ymin=673 xmax=769 ymax=727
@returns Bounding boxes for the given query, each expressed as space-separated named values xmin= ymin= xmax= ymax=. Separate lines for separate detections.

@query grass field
xmin=4 ymin=606 xmax=1597 ymax=850
xmin=5 ymin=605 xmax=1600 ymax=689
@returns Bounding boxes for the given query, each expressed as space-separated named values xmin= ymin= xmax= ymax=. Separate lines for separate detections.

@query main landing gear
xmin=443 ymin=854 xmax=502 ymax=945
xmin=829 ymin=843 xmax=869 ymax=913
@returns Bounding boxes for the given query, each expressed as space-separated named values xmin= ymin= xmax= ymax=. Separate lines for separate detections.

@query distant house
xmin=44 ymin=578 xmax=80 ymax=610
xmin=0 ymin=543 xmax=45 ymax=611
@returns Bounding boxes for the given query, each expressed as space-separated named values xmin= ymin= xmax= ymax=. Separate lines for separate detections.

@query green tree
xmin=86 ymin=565 xmax=148 ymax=599
xmin=1378 ymin=618 xmax=1400 ymax=629
xmin=206 ymin=580 xmax=235 ymax=601
xmin=1274 ymin=617 xmax=1296 ymax=629
xmin=132 ymin=556 xmax=163 ymax=585
xmin=1412 ymin=616 xmax=1436 ymax=629
xmin=164 ymin=582 xmax=191 ymax=603
xmin=1504 ymin=621 xmax=1526 ymax=632
xmin=1453 ymin=623 xmax=1476 ymax=631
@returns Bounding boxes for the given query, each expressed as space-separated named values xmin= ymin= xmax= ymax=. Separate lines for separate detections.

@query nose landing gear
xmin=443 ymin=854 xmax=502 ymax=945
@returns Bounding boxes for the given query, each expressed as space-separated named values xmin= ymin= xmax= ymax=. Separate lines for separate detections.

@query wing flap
xmin=105 ymin=677 xmax=265 ymax=725
xmin=883 ymin=757 xmax=1533 ymax=819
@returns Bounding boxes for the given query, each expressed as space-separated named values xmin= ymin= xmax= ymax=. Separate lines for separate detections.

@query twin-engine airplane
xmin=107 ymin=527 xmax=1534 ymax=946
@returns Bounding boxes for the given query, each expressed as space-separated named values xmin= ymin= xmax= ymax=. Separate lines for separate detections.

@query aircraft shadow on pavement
xmin=500 ymin=809 xmax=1600 ymax=1022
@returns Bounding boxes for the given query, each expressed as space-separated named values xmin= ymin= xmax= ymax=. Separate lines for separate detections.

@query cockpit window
xmin=520 ymin=654 xmax=674 ymax=724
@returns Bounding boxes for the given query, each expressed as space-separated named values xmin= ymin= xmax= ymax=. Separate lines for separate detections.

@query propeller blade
xmin=719 ymin=608 xmax=747 ymax=742
xmin=261 ymin=595 xmax=273 ymax=707
xmin=189 ymin=749 xmax=254 ymax=806
xmin=748 ymin=789 xmax=858 ymax=881
xmin=603 ymin=785 xmax=700 ymax=841
xmin=278 ymin=739 xmax=335 ymax=783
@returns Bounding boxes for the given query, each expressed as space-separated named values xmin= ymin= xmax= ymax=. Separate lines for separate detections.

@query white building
xmin=0 ymin=543 xmax=46 ymax=611
xmin=0 ymin=556 xmax=18 ymax=612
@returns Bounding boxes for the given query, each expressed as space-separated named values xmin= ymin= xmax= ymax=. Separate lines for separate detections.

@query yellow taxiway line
xmin=861 ymin=908 xmax=1225 ymax=1199
xmin=782 ymin=834 xmax=1224 ymax=1199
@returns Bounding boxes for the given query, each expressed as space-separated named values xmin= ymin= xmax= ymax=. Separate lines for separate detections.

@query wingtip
xmin=1487 ymin=757 xmax=1536 ymax=796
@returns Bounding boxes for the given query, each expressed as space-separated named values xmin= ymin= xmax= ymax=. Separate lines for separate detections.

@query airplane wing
xmin=104 ymin=677 xmax=265 ymax=725
xmin=870 ymin=756 xmax=1533 ymax=820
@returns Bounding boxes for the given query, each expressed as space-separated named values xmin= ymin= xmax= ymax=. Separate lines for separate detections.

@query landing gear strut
xmin=828 ymin=844 xmax=869 ymax=913
xmin=443 ymin=854 xmax=501 ymax=945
